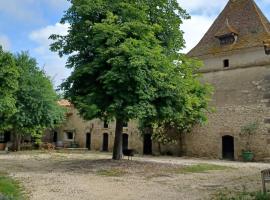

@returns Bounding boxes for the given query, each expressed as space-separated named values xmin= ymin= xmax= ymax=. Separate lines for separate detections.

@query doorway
xmin=86 ymin=133 xmax=91 ymax=150
xmin=143 ymin=134 xmax=152 ymax=155
xmin=53 ymin=131 xmax=58 ymax=143
xmin=122 ymin=134 xmax=129 ymax=150
xmin=4 ymin=132 xmax=11 ymax=143
xmin=222 ymin=135 xmax=234 ymax=160
xmin=102 ymin=133 xmax=109 ymax=151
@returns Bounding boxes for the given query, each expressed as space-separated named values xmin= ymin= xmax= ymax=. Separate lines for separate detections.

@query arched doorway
xmin=222 ymin=135 xmax=234 ymax=160
xmin=4 ymin=132 xmax=11 ymax=143
xmin=86 ymin=133 xmax=91 ymax=150
xmin=102 ymin=133 xmax=109 ymax=151
xmin=122 ymin=134 xmax=129 ymax=150
xmin=143 ymin=134 xmax=152 ymax=155
xmin=53 ymin=131 xmax=58 ymax=143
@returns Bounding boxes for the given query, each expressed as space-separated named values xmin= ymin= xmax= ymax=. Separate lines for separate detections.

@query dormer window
xmin=264 ymin=40 xmax=270 ymax=55
xmin=219 ymin=35 xmax=237 ymax=45
xmin=215 ymin=19 xmax=238 ymax=46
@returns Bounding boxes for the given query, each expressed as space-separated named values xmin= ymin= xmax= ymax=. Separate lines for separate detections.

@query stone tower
xmin=186 ymin=0 xmax=270 ymax=160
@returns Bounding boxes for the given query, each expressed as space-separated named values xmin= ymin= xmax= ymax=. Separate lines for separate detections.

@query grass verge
xmin=96 ymin=168 xmax=126 ymax=177
xmin=0 ymin=173 xmax=26 ymax=200
xmin=173 ymin=163 xmax=234 ymax=174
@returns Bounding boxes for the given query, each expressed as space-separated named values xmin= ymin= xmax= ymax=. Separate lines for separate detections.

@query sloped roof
xmin=188 ymin=0 xmax=270 ymax=57
xmin=215 ymin=18 xmax=238 ymax=38
xmin=58 ymin=99 xmax=72 ymax=107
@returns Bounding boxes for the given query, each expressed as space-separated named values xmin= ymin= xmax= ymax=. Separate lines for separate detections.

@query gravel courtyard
xmin=0 ymin=151 xmax=269 ymax=200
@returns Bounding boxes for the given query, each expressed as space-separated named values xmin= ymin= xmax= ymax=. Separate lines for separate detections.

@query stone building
xmin=46 ymin=0 xmax=270 ymax=161
xmin=185 ymin=0 xmax=270 ymax=161
xmin=45 ymin=100 xmax=152 ymax=154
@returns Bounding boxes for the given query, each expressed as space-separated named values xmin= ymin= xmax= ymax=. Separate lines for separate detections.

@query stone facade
xmin=185 ymin=0 xmax=270 ymax=161
xmin=184 ymin=62 xmax=270 ymax=160
xmin=45 ymin=104 xmax=145 ymax=153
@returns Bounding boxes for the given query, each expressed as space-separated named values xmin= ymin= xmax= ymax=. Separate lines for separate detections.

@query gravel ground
xmin=0 ymin=151 xmax=269 ymax=200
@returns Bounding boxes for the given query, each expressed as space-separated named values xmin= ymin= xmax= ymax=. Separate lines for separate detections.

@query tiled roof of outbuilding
xmin=58 ymin=99 xmax=72 ymax=107
xmin=188 ymin=0 xmax=270 ymax=57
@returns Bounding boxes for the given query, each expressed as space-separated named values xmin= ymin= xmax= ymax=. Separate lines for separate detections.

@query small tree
xmin=10 ymin=53 xmax=66 ymax=150
xmin=139 ymin=57 xmax=212 ymax=156
xmin=0 ymin=47 xmax=19 ymax=131
xmin=240 ymin=121 xmax=259 ymax=152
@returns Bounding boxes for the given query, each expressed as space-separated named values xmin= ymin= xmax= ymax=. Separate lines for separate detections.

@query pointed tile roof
xmin=188 ymin=0 xmax=270 ymax=57
xmin=215 ymin=18 xmax=238 ymax=38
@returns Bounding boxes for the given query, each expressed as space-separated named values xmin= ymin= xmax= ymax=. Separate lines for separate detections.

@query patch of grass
xmin=96 ymin=168 xmax=126 ymax=177
xmin=173 ymin=163 xmax=234 ymax=174
xmin=215 ymin=190 xmax=270 ymax=200
xmin=0 ymin=175 xmax=26 ymax=200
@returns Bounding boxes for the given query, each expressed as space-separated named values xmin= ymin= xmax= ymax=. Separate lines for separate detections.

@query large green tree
xmin=0 ymin=47 xmax=19 ymax=131
xmin=50 ymin=0 xmax=210 ymax=160
xmin=10 ymin=53 xmax=66 ymax=150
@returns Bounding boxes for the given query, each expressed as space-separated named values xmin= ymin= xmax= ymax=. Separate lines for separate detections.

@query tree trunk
xmin=158 ymin=142 xmax=161 ymax=155
xmin=112 ymin=118 xmax=124 ymax=160
xmin=14 ymin=133 xmax=21 ymax=151
xmin=178 ymin=133 xmax=183 ymax=156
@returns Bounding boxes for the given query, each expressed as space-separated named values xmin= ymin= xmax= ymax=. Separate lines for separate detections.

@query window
xmin=223 ymin=59 xmax=229 ymax=68
xmin=264 ymin=45 xmax=270 ymax=55
xmin=66 ymin=132 xmax=74 ymax=140
xmin=0 ymin=133 xmax=4 ymax=142
xmin=123 ymin=122 xmax=128 ymax=127
xmin=219 ymin=35 xmax=236 ymax=45
xmin=104 ymin=121 xmax=109 ymax=128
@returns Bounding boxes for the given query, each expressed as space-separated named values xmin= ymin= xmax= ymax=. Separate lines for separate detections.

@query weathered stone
xmin=265 ymin=119 xmax=270 ymax=124
xmin=263 ymin=94 xmax=270 ymax=99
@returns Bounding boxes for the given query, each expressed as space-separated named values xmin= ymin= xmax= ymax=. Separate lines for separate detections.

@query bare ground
xmin=0 ymin=151 xmax=269 ymax=200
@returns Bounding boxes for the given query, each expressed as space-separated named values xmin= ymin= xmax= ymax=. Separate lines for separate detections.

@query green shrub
xmin=0 ymin=175 xmax=25 ymax=200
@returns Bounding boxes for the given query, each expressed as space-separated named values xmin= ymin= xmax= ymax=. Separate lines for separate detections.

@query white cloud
xmin=29 ymin=23 xmax=70 ymax=87
xmin=182 ymin=15 xmax=214 ymax=53
xmin=0 ymin=35 xmax=11 ymax=51
xmin=178 ymin=0 xmax=227 ymax=16
xmin=178 ymin=0 xmax=226 ymax=53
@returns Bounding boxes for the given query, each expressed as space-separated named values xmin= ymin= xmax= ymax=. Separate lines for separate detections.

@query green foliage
xmin=0 ymin=175 xmax=26 ymax=200
xmin=241 ymin=122 xmax=259 ymax=136
xmin=8 ymin=53 xmax=66 ymax=143
xmin=50 ymin=0 xmax=211 ymax=158
xmin=0 ymin=47 xmax=19 ymax=131
xmin=139 ymin=57 xmax=212 ymax=144
xmin=240 ymin=121 xmax=259 ymax=151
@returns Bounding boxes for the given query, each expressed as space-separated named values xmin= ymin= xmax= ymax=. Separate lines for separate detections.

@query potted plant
xmin=240 ymin=121 xmax=259 ymax=161
xmin=0 ymin=133 xmax=6 ymax=150
xmin=0 ymin=142 xmax=6 ymax=151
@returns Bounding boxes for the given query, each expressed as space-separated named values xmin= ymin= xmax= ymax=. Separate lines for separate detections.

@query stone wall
xmin=197 ymin=47 xmax=269 ymax=73
xmin=46 ymin=107 xmax=144 ymax=153
xmin=184 ymin=64 xmax=270 ymax=161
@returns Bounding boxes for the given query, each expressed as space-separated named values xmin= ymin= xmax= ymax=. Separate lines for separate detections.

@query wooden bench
xmin=261 ymin=169 xmax=270 ymax=193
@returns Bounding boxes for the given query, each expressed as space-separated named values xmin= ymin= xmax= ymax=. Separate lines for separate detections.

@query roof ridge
xmin=252 ymin=0 xmax=270 ymax=33
xmin=188 ymin=0 xmax=270 ymax=57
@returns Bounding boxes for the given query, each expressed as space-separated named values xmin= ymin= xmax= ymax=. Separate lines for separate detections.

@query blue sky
xmin=0 ymin=0 xmax=269 ymax=87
